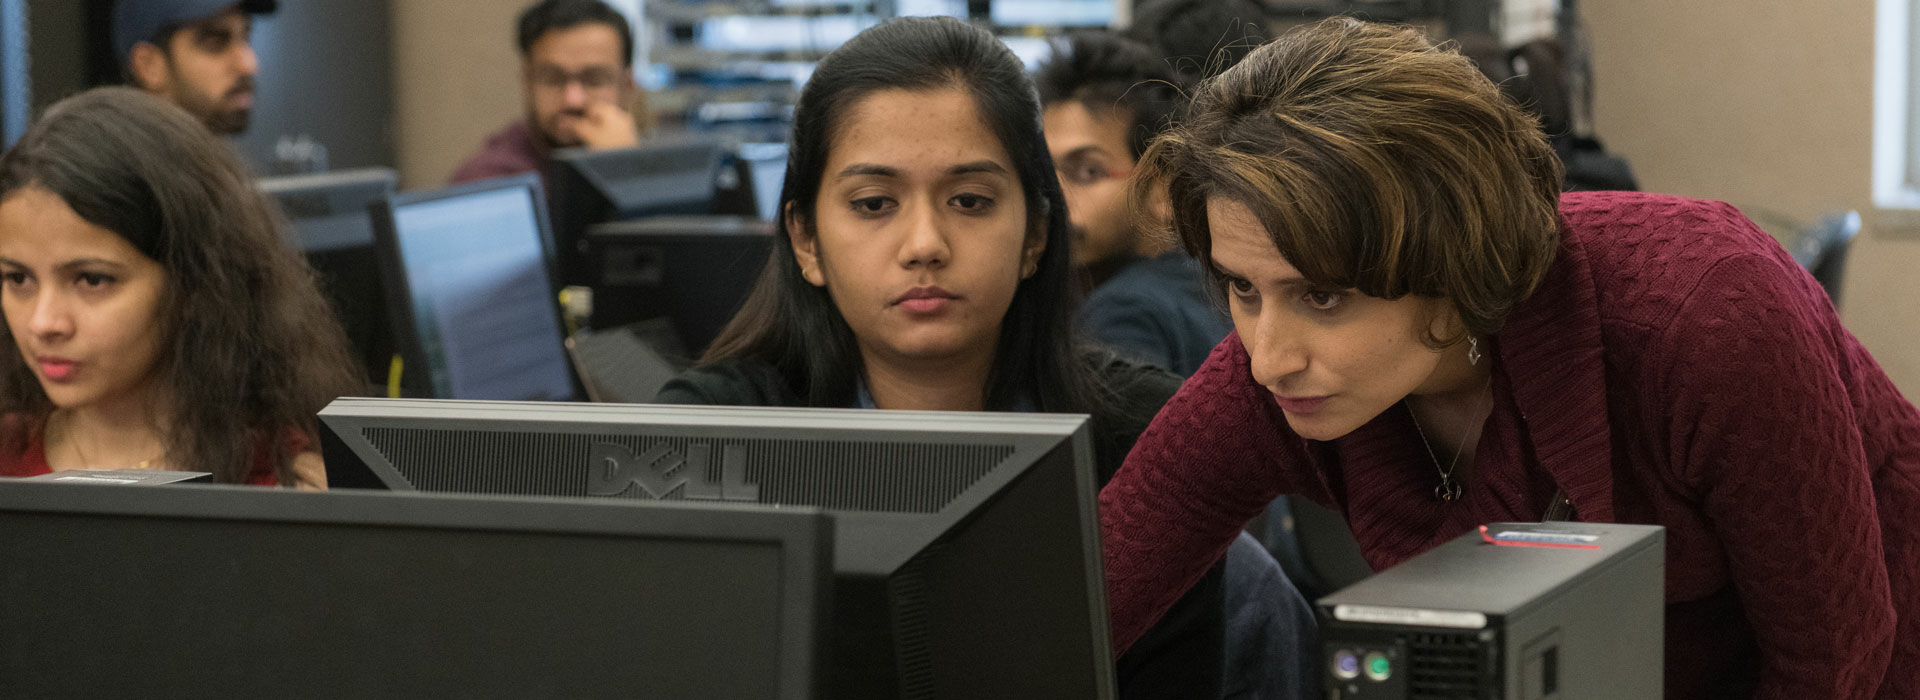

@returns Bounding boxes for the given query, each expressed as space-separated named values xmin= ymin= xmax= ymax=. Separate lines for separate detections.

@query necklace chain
xmin=1408 ymin=382 xmax=1491 ymax=502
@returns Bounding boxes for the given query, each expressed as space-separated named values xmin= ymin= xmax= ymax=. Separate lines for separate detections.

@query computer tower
xmin=1316 ymin=522 xmax=1664 ymax=700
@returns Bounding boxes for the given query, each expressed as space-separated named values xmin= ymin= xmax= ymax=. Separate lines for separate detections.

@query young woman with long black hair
xmin=657 ymin=17 xmax=1318 ymax=700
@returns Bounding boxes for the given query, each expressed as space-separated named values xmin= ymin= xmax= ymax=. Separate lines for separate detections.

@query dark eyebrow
xmin=1056 ymin=146 xmax=1109 ymax=163
xmin=0 ymin=257 xmax=125 ymax=272
xmin=949 ymin=161 xmax=1009 ymax=176
xmin=194 ymin=23 xmax=234 ymax=42
xmin=836 ymin=164 xmax=900 ymax=180
xmin=1210 ymin=261 xmax=1307 ymax=286
xmin=836 ymin=161 xmax=1010 ymax=181
xmin=60 ymin=258 xmax=126 ymax=271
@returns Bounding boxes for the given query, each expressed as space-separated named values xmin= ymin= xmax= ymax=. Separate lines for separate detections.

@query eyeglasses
xmin=528 ymin=66 xmax=627 ymax=93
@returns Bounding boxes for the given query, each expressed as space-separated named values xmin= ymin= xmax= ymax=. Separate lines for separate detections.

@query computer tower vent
xmin=1407 ymin=631 xmax=1490 ymax=700
xmin=362 ymin=428 xmax=1013 ymax=513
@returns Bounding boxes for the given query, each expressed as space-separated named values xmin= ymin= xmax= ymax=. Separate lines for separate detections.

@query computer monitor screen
xmin=372 ymin=175 xmax=578 ymax=401
xmin=259 ymin=167 xmax=398 ymax=387
xmin=585 ymin=215 xmax=775 ymax=356
xmin=546 ymin=138 xmax=725 ymax=287
xmin=320 ymin=398 xmax=1117 ymax=700
xmin=991 ymin=0 xmax=1114 ymax=27
xmin=0 ymin=480 xmax=829 ymax=699
xmin=695 ymin=14 xmax=879 ymax=53
xmin=998 ymin=35 xmax=1058 ymax=71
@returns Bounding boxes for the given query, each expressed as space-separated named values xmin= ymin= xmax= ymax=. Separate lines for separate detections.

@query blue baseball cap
xmin=113 ymin=0 xmax=278 ymax=64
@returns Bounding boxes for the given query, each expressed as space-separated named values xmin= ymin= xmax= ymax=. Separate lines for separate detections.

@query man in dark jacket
xmin=1037 ymin=32 xmax=1231 ymax=376
xmin=1038 ymin=30 xmax=1320 ymax=700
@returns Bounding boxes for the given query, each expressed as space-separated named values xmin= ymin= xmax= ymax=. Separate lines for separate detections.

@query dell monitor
xmin=585 ymin=215 xmax=775 ymax=355
xmin=259 ymin=167 xmax=398 ymax=387
xmin=0 ymin=480 xmax=829 ymax=699
xmin=545 ymin=138 xmax=726 ymax=287
xmin=320 ymin=398 xmax=1118 ymax=700
xmin=370 ymin=174 xmax=579 ymax=401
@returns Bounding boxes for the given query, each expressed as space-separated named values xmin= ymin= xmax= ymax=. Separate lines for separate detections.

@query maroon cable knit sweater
xmin=1099 ymin=191 xmax=1920 ymax=699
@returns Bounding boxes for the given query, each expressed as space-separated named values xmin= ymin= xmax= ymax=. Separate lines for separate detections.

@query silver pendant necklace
xmin=1409 ymin=337 xmax=1488 ymax=502
xmin=1409 ymin=400 xmax=1472 ymax=501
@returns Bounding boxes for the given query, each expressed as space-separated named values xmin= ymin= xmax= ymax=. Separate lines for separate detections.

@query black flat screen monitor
xmin=259 ymin=167 xmax=398 ymax=387
xmin=713 ymin=141 xmax=789 ymax=223
xmin=0 ymin=480 xmax=830 ymax=699
xmin=585 ymin=215 xmax=775 ymax=355
xmin=371 ymin=174 xmax=579 ymax=401
xmin=320 ymin=398 xmax=1118 ymax=700
xmin=546 ymin=138 xmax=725 ymax=287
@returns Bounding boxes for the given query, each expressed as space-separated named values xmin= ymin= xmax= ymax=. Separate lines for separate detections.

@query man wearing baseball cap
xmin=114 ymin=0 xmax=276 ymax=135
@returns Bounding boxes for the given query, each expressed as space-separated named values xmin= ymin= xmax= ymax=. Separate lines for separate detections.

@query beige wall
xmin=392 ymin=1 xmax=528 ymax=189
xmin=1585 ymin=0 xmax=1920 ymax=396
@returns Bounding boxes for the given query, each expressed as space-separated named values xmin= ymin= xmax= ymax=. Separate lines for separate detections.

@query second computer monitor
xmin=258 ymin=167 xmax=398 ymax=387
xmin=546 ymin=138 xmax=725 ymax=287
xmin=320 ymin=398 xmax=1118 ymax=700
xmin=585 ymin=215 xmax=775 ymax=355
xmin=370 ymin=174 xmax=578 ymax=401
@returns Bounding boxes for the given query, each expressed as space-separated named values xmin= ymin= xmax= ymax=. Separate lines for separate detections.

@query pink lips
xmin=893 ymin=286 xmax=958 ymax=314
xmin=1272 ymin=395 xmax=1328 ymax=415
xmin=38 ymin=358 xmax=77 ymax=382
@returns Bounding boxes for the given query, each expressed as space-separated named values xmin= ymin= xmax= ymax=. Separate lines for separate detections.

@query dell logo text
xmin=587 ymin=442 xmax=760 ymax=501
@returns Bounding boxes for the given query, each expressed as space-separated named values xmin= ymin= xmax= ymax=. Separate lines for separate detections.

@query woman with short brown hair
xmin=1101 ymin=17 xmax=1919 ymax=699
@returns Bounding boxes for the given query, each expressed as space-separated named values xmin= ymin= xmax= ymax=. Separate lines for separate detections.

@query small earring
xmin=1467 ymin=337 xmax=1482 ymax=366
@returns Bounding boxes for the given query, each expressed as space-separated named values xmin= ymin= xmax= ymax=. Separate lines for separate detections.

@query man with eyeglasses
xmin=452 ymin=0 xmax=645 ymax=184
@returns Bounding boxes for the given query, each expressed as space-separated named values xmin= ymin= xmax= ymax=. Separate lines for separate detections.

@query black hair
xmin=517 ymin=0 xmax=635 ymax=67
xmin=0 ymin=87 xmax=361 ymax=484
xmin=1035 ymin=31 xmax=1184 ymax=160
xmin=1123 ymin=0 xmax=1269 ymax=85
xmin=703 ymin=16 xmax=1097 ymax=413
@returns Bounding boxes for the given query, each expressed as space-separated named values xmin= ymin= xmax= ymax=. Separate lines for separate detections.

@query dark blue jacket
xmin=1079 ymin=251 xmax=1233 ymax=376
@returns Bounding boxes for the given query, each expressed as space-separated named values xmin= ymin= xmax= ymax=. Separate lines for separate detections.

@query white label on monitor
xmin=1333 ymin=605 xmax=1489 ymax=629
xmin=53 ymin=475 xmax=142 ymax=484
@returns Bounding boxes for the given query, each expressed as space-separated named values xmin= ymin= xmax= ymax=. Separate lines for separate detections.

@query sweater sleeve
xmin=1656 ymin=253 xmax=1894 ymax=700
xmin=1098 ymin=333 xmax=1306 ymax=654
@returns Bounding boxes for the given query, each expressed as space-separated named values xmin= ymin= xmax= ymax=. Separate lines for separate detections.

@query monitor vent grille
xmin=1407 ymin=631 xmax=1489 ymax=700
xmin=362 ymin=428 xmax=1014 ymax=513
xmin=889 ymin=545 xmax=941 ymax=700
